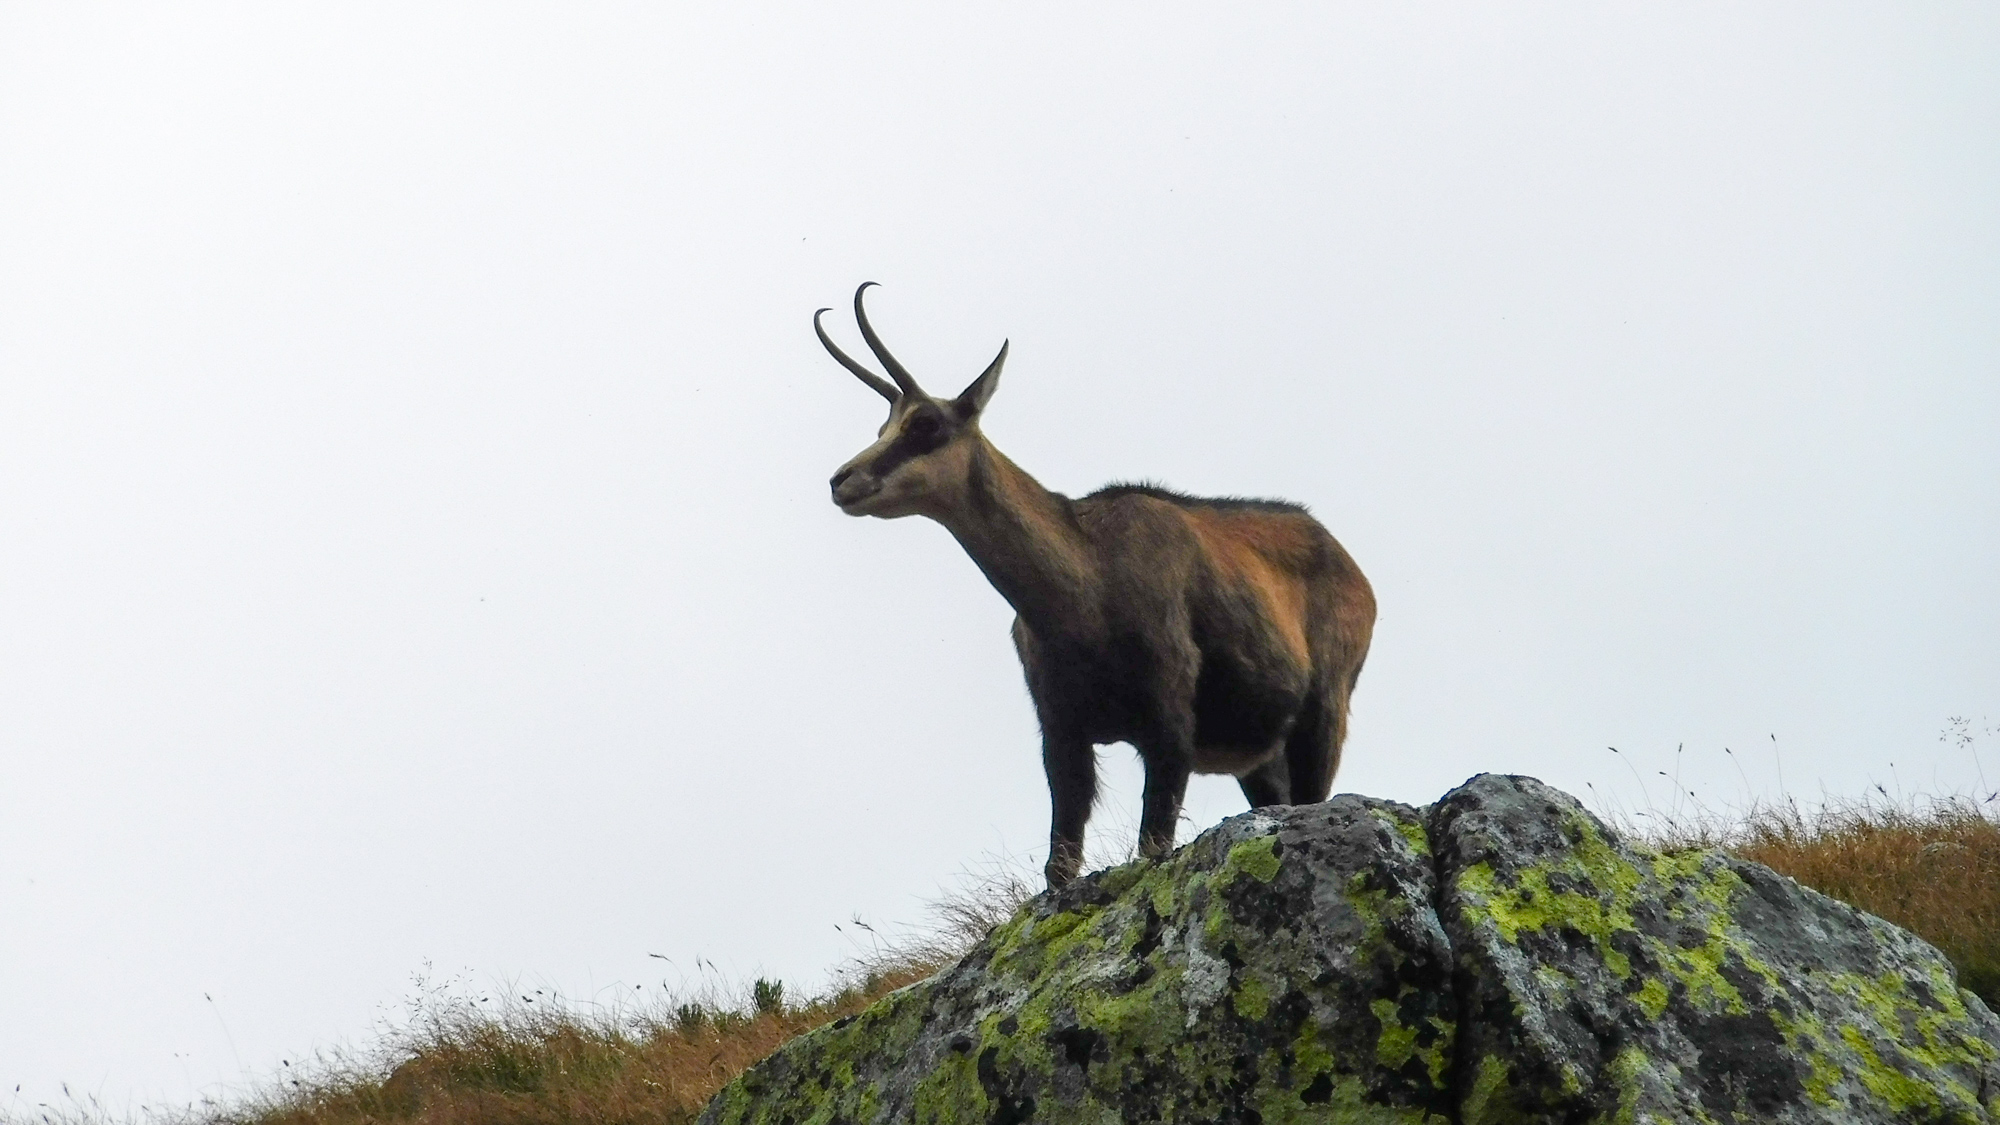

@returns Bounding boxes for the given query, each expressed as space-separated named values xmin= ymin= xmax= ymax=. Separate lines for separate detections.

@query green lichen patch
xmin=1460 ymin=1055 xmax=1532 ymax=1125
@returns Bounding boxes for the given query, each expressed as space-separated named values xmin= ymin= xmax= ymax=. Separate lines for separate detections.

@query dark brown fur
xmin=820 ymin=286 xmax=1375 ymax=887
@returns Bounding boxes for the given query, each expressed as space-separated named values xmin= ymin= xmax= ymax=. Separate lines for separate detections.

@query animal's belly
xmin=1191 ymin=661 xmax=1302 ymax=754
xmin=1192 ymin=743 xmax=1281 ymax=777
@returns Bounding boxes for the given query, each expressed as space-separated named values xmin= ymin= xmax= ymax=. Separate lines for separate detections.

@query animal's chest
xmin=1015 ymin=598 xmax=1310 ymax=750
xmin=1018 ymin=628 xmax=1160 ymax=739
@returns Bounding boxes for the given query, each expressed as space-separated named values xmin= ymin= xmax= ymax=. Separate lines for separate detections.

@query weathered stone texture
xmin=702 ymin=775 xmax=2000 ymax=1124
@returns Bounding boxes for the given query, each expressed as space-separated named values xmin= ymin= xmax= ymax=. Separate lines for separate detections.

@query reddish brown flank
xmin=1183 ymin=506 xmax=1324 ymax=666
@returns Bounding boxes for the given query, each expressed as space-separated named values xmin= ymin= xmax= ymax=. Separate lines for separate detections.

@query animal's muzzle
xmin=830 ymin=466 xmax=879 ymax=509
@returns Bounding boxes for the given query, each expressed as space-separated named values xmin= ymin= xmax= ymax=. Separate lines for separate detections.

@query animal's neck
xmin=935 ymin=438 xmax=1098 ymax=635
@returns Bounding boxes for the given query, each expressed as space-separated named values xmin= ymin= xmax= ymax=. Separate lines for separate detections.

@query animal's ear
xmin=953 ymin=340 xmax=1008 ymax=421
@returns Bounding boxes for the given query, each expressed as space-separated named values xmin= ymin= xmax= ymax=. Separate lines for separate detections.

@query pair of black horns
xmin=815 ymin=283 xmax=1005 ymax=405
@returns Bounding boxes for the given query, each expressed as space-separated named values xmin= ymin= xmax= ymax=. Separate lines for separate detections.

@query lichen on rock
xmin=702 ymin=775 xmax=2000 ymax=1125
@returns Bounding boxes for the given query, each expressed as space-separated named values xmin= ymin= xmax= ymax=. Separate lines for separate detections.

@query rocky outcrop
xmin=702 ymin=775 xmax=2000 ymax=1124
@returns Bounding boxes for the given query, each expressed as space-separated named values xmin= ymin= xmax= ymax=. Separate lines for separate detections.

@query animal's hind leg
xmin=1237 ymin=755 xmax=1290 ymax=808
xmin=1281 ymin=687 xmax=1345 ymax=805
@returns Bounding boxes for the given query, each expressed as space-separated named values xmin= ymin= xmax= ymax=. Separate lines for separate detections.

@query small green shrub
xmin=750 ymin=978 xmax=785 ymax=1016
xmin=671 ymin=1002 xmax=706 ymax=1034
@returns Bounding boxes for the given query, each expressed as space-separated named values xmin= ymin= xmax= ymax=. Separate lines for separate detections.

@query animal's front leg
xmin=1136 ymin=699 xmax=1195 ymax=861
xmin=1136 ymin=648 xmax=1200 ymax=862
xmin=1137 ymin=746 xmax=1192 ymax=861
xmin=1042 ymin=730 xmax=1096 ymax=888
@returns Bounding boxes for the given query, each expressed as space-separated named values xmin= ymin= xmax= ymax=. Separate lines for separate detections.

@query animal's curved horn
xmin=853 ymin=282 xmax=923 ymax=398
xmin=815 ymin=307 xmax=898 ymax=403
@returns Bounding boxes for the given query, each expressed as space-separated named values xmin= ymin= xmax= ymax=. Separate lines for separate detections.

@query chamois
xmin=820 ymin=284 xmax=1375 ymax=888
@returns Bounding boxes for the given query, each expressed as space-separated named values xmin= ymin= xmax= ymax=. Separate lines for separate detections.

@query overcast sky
xmin=3 ymin=1 xmax=1997 ymax=1113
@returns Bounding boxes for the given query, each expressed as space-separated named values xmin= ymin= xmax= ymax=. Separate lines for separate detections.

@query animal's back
xmin=1075 ymin=483 xmax=1364 ymax=623
xmin=1075 ymin=481 xmax=1372 ymax=682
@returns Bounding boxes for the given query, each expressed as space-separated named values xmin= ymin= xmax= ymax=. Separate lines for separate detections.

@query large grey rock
xmin=1435 ymin=773 xmax=2000 ymax=1124
xmin=701 ymin=796 xmax=1456 ymax=1124
xmin=703 ymin=775 xmax=2000 ymax=1124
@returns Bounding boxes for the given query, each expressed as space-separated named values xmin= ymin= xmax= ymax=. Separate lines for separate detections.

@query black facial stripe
xmin=866 ymin=411 xmax=952 ymax=479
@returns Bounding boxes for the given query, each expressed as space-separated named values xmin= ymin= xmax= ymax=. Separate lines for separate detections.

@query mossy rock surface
xmin=700 ymin=796 xmax=1454 ymax=1124
xmin=1436 ymin=774 xmax=2000 ymax=1124
xmin=703 ymin=775 xmax=2000 ymax=1124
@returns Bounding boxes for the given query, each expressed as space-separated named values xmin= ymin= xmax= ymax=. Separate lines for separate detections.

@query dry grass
xmin=162 ymin=965 xmax=945 ymax=1125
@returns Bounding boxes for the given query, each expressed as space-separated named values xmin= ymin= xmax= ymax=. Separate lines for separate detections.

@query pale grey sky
xmin=2 ymin=1 xmax=1996 ymax=1112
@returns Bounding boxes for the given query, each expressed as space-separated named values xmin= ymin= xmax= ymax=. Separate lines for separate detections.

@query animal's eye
xmin=908 ymin=414 xmax=942 ymax=438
